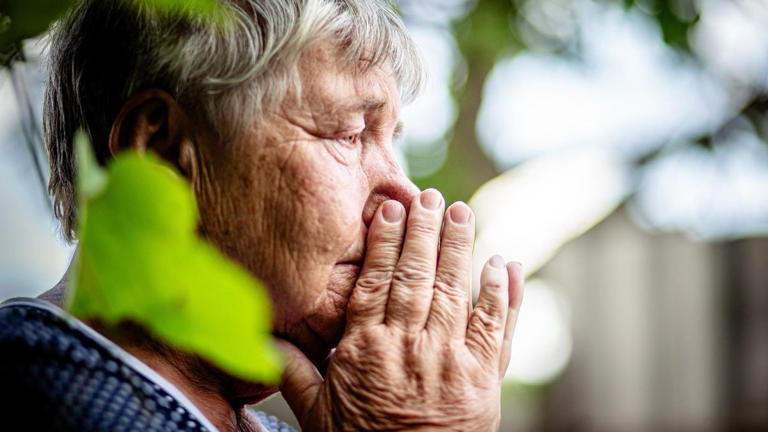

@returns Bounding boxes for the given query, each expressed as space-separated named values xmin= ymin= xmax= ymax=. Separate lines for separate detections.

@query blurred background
xmin=1 ymin=0 xmax=767 ymax=430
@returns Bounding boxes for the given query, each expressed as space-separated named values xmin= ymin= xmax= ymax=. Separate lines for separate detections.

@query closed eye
xmin=393 ymin=121 xmax=404 ymax=142
xmin=339 ymin=133 xmax=361 ymax=146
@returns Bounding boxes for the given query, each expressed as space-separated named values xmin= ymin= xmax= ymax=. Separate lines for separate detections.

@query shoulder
xmin=0 ymin=298 xmax=215 ymax=432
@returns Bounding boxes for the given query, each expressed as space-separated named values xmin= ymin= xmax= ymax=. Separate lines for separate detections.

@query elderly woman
xmin=5 ymin=0 xmax=524 ymax=430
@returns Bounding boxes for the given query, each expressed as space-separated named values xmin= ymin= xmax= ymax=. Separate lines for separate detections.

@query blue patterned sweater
xmin=0 ymin=298 xmax=297 ymax=432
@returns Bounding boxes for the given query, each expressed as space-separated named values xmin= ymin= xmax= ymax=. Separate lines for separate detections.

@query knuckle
xmin=439 ymin=234 xmax=472 ymax=253
xmin=436 ymin=259 xmax=467 ymax=284
xmin=472 ymin=306 xmax=503 ymax=333
xmin=433 ymin=278 xmax=465 ymax=299
xmin=482 ymin=280 xmax=504 ymax=291
xmin=392 ymin=260 xmax=433 ymax=285
xmin=356 ymin=270 xmax=392 ymax=292
xmin=407 ymin=219 xmax=440 ymax=240
xmin=369 ymin=226 xmax=403 ymax=245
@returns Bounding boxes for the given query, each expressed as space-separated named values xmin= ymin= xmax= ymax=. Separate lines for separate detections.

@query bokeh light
xmin=504 ymin=279 xmax=572 ymax=385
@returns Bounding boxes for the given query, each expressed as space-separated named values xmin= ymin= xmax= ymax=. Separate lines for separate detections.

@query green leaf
xmin=0 ymin=0 xmax=224 ymax=65
xmin=136 ymin=0 xmax=220 ymax=17
xmin=130 ymin=0 xmax=231 ymax=29
xmin=75 ymin=131 xmax=107 ymax=200
xmin=0 ymin=0 xmax=75 ymax=64
xmin=69 ymin=134 xmax=282 ymax=383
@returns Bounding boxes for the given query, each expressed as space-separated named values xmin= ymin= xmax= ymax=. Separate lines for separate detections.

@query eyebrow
xmin=355 ymin=98 xmax=387 ymax=112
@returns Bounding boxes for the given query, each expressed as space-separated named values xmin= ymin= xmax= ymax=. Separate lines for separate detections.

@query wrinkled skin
xmin=279 ymin=195 xmax=525 ymax=431
xmin=189 ymin=41 xmax=525 ymax=430
xmin=194 ymin=42 xmax=417 ymax=365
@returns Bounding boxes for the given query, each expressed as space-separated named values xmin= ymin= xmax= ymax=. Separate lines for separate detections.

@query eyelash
xmin=339 ymin=133 xmax=361 ymax=146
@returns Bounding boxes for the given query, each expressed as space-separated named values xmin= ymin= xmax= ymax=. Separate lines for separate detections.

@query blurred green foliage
xmin=0 ymin=0 xmax=222 ymax=65
xmin=3 ymin=0 xmax=281 ymax=383
xmin=0 ymin=0 xmax=75 ymax=64
xmin=619 ymin=0 xmax=700 ymax=49
xmin=70 ymin=131 xmax=282 ymax=383
xmin=405 ymin=0 xmax=765 ymax=203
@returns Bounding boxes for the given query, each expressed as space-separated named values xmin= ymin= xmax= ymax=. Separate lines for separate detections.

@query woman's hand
xmin=278 ymin=189 xmax=525 ymax=431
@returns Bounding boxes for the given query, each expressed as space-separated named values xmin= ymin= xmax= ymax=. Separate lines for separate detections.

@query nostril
xmin=363 ymin=159 xmax=419 ymax=226
xmin=393 ymin=179 xmax=419 ymax=213
xmin=362 ymin=187 xmax=413 ymax=228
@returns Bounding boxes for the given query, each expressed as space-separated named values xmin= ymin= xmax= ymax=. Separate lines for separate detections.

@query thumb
xmin=276 ymin=338 xmax=323 ymax=426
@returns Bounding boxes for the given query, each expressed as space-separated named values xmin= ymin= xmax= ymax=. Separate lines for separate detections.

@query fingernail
xmin=382 ymin=201 xmax=403 ymax=223
xmin=490 ymin=255 xmax=504 ymax=268
xmin=420 ymin=189 xmax=442 ymax=210
xmin=449 ymin=203 xmax=471 ymax=224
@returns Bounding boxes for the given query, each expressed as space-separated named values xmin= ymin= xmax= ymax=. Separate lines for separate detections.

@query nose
xmin=361 ymin=149 xmax=420 ymax=228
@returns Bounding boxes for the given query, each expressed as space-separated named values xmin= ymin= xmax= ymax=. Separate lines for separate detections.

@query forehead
xmin=293 ymin=41 xmax=402 ymax=118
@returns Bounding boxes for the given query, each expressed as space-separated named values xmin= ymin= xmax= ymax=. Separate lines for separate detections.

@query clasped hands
xmin=279 ymin=189 xmax=525 ymax=431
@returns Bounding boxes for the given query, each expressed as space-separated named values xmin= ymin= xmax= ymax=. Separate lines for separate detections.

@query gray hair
xmin=44 ymin=0 xmax=424 ymax=242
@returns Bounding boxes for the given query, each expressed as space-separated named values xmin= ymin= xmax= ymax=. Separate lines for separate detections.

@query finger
xmin=276 ymin=338 xmax=323 ymax=428
xmin=386 ymin=189 xmax=445 ymax=332
xmin=498 ymin=262 xmax=525 ymax=379
xmin=466 ymin=255 xmax=509 ymax=365
xmin=427 ymin=202 xmax=475 ymax=340
xmin=347 ymin=200 xmax=406 ymax=328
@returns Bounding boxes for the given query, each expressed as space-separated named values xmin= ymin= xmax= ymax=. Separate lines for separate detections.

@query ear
xmin=108 ymin=89 xmax=196 ymax=177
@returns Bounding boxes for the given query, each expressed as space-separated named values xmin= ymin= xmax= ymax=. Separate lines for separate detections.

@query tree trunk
xmin=414 ymin=51 xmax=499 ymax=204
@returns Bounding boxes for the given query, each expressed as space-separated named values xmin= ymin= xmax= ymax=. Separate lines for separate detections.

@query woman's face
xmin=196 ymin=42 xmax=419 ymax=363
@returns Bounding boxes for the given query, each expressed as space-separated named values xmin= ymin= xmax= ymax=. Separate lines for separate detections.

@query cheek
xmin=292 ymin=157 xmax=366 ymax=249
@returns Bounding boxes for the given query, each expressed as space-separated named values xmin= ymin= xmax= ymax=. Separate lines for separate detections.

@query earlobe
xmin=108 ymin=89 xmax=191 ymax=169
